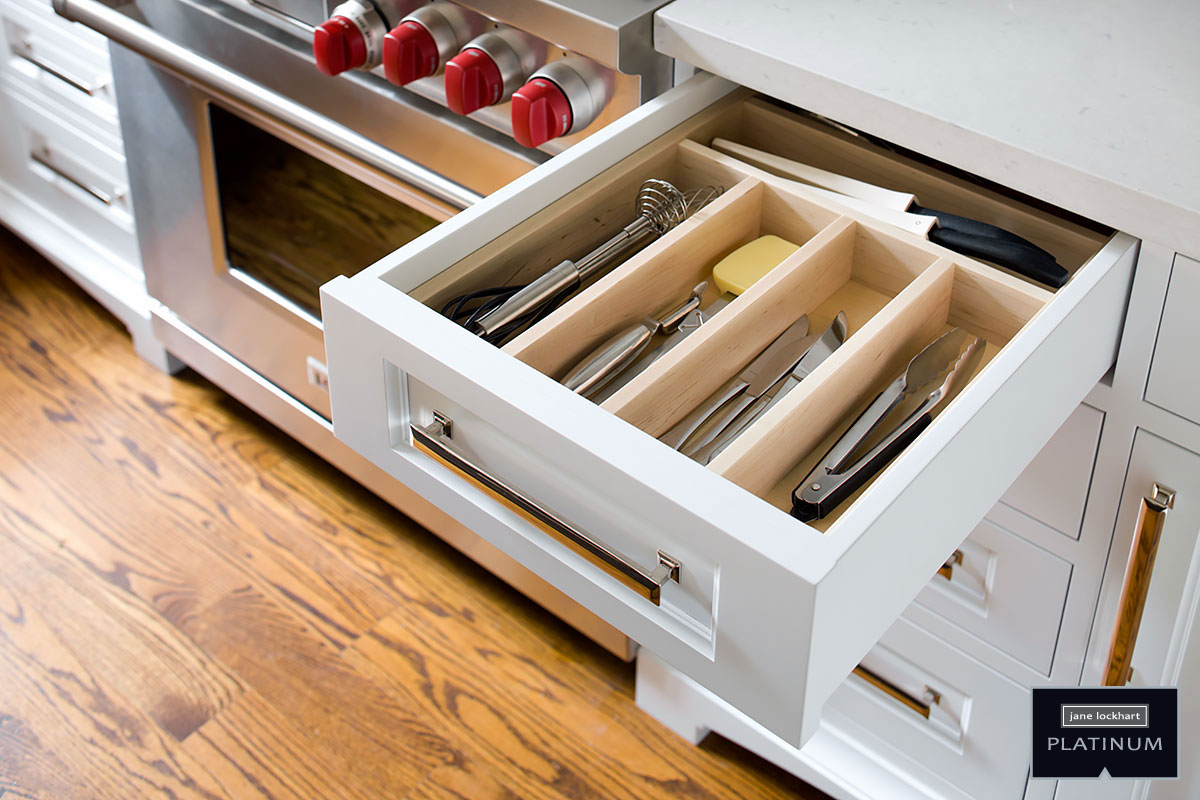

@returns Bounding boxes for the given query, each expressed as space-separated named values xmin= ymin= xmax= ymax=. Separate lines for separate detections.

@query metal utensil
xmin=658 ymin=315 xmax=811 ymax=451
xmin=469 ymin=179 xmax=721 ymax=338
xmin=791 ymin=327 xmax=985 ymax=522
xmin=690 ymin=312 xmax=848 ymax=464
xmin=561 ymin=283 xmax=708 ymax=398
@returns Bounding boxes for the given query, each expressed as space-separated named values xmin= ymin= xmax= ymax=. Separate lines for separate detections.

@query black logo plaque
xmin=1031 ymin=687 xmax=1178 ymax=779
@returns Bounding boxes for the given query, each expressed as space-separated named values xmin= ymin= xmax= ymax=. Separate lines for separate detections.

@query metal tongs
xmin=791 ymin=328 xmax=985 ymax=522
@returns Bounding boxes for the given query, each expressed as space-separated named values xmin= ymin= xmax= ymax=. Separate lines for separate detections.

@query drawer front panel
xmin=0 ymin=79 xmax=136 ymax=269
xmin=827 ymin=618 xmax=1030 ymax=800
xmin=1089 ymin=430 xmax=1200 ymax=689
xmin=914 ymin=518 xmax=1072 ymax=674
xmin=998 ymin=404 xmax=1104 ymax=539
xmin=1145 ymin=254 xmax=1200 ymax=425
xmin=0 ymin=0 xmax=118 ymax=133
xmin=322 ymin=73 xmax=1138 ymax=747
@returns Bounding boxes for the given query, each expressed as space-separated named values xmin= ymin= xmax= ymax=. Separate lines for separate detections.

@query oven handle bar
xmin=53 ymin=0 xmax=482 ymax=211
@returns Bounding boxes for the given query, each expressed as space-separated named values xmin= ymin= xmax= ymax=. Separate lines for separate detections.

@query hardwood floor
xmin=0 ymin=226 xmax=829 ymax=800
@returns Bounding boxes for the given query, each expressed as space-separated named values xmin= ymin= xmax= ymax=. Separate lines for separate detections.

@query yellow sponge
xmin=711 ymin=235 xmax=801 ymax=296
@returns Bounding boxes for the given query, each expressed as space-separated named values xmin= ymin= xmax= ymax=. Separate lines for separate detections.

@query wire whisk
xmin=444 ymin=178 xmax=723 ymax=345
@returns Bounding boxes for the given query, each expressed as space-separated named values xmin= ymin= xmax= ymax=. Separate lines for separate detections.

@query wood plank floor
xmin=0 ymin=226 xmax=830 ymax=800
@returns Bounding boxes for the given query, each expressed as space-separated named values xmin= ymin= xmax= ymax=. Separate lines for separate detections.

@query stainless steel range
xmin=48 ymin=0 xmax=675 ymax=654
xmin=53 ymin=0 xmax=674 ymax=419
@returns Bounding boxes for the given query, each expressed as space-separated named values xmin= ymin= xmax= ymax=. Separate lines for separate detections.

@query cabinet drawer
xmin=914 ymin=518 xmax=1071 ymax=674
xmin=1145 ymin=254 xmax=1200 ymax=425
xmin=828 ymin=618 xmax=1030 ymax=800
xmin=1089 ymin=430 xmax=1200 ymax=689
xmin=998 ymin=403 xmax=1104 ymax=539
xmin=0 ymin=78 xmax=136 ymax=269
xmin=0 ymin=0 xmax=118 ymax=133
xmin=321 ymin=74 xmax=1137 ymax=747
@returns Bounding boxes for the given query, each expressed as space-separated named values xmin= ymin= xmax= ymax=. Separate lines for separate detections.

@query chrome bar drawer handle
xmin=1103 ymin=483 xmax=1175 ymax=686
xmin=16 ymin=38 xmax=108 ymax=96
xmin=411 ymin=412 xmax=681 ymax=606
xmin=31 ymin=147 xmax=123 ymax=207
xmin=852 ymin=665 xmax=941 ymax=719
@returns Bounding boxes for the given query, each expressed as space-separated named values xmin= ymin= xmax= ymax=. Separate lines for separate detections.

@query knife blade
xmin=659 ymin=315 xmax=811 ymax=451
xmin=691 ymin=312 xmax=848 ymax=463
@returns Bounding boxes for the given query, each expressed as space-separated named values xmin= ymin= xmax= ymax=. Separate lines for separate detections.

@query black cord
xmin=441 ymin=285 xmax=523 ymax=324
xmin=439 ymin=281 xmax=579 ymax=347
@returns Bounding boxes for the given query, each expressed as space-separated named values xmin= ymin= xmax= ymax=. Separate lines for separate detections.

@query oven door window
xmin=208 ymin=104 xmax=441 ymax=320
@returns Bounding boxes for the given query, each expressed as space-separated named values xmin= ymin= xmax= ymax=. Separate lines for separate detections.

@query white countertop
xmin=655 ymin=0 xmax=1200 ymax=258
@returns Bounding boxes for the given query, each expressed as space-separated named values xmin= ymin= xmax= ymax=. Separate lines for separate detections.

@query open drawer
xmin=321 ymin=73 xmax=1137 ymax=747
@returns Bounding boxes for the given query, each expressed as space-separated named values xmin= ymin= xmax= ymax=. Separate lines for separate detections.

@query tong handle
xmin=792 ymin=411 xmax=932 ymax=522
xmin=824 ymin=377 xmax=907 ymax=473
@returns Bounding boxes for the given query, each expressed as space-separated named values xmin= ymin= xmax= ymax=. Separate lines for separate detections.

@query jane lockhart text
xmin=1047 ymin=737 xmax=1163 ymax=751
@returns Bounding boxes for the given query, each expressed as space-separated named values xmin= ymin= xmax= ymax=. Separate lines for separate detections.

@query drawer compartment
xmin=914 ymin=518 xmax=1072 ymax=674
xmin=321 ymin=74 xmax=1137 ymax=746
xmin=1145 ymin=254 xmax=1200 ymax=425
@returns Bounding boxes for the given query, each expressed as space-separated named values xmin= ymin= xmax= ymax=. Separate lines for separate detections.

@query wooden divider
xmin=401 ymin=92 xmax=1069 ymax=532
xmin=602 ymin=216 xmax=857 ymax=436
xmin=708 ymin=258 xmax=959 ymax=497
xmin=504 ymin=177 xmax=766 ymax=375
xmin=407 ymin=93 xmax=751 ymax=308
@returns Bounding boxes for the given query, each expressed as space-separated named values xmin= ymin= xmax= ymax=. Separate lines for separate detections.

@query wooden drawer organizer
xmin=404 ymin=96 xmax=1106 ymax=529
xmin=322 ymin=78 xmax=1133 ymax=746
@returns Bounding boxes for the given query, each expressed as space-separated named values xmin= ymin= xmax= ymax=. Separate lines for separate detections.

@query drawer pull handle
xmin=852 ymin=665 xmax=941 ymax=719
xmin=17 ymin=39 xmax=108 ymax=96
xmin=936 ymin=549 xmax=963 ymax=581
xmin=411 ymin=412 xmax=682 ymax=605
xmin=1103 ymin=483 xmax=1175 ymax=686
xmin=31 ymin=147 xmax=122 ymax=207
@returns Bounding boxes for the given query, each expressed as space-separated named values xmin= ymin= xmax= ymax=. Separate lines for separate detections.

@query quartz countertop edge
xmin=655 ymin=0 xmax=1200 ymax=259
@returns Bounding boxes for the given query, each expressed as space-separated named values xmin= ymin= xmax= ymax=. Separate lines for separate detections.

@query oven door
xmin=77 ymin=0 xmax=540 ymax=417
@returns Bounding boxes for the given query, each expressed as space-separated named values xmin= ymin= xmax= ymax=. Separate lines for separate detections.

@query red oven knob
xmin=313 ymin=0 xmax=408 ymax=76
xmin=444 ymin=48 xmax=502 ymax=113
xmin=383 ymin=3 xmax=470 ymax=86
xmin=313 ymin=16 xmax=367 ymax=76
xmin=511 ymin=59 xmax=608 ymax=148
xmin=511 ymin=78 xmax=570 ymax=148
xmin=444 ymin=28 xmax=538 ymax=115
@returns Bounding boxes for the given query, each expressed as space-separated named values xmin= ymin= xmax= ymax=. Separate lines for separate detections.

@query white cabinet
xmin=0 ymin=0 xmax=165 ymax=368
xmin=321 ymin=73 xmax=1138 ymax=747
xmin=1054 ymin=429 xmax=1200 ymax=799
xmin=998 ymin=404 xmax=1105 ymax=540
xmin=913 ymin=517 xmax=1072 ymax=674
xmin=1145 ymin=255 xmax=1200 ymax=426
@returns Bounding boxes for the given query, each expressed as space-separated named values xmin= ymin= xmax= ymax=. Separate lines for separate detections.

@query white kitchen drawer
xmin=998 ymin=404 xmax=1104 ymax=540
xmin=829 ymin=618 xmax=1030 ymax=800
xmin=0 ymin=76 xmax=136 ymax=271
xmin=914 ymin=517 xmax=1072 ymax=674
xmin=321 ymin=74 xmax=1138 ymax=746
xmin=0 ymin=0 xmax=118 ymax=135
xmin=1145 ymin=254 xmax=1200 ymax=426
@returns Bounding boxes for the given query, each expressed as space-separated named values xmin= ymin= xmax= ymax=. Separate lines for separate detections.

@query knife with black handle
xmin=709 ymin=138 xmax=1071 ymax=290
xmin=911 ymin=206 xmax=1068 ymax=288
